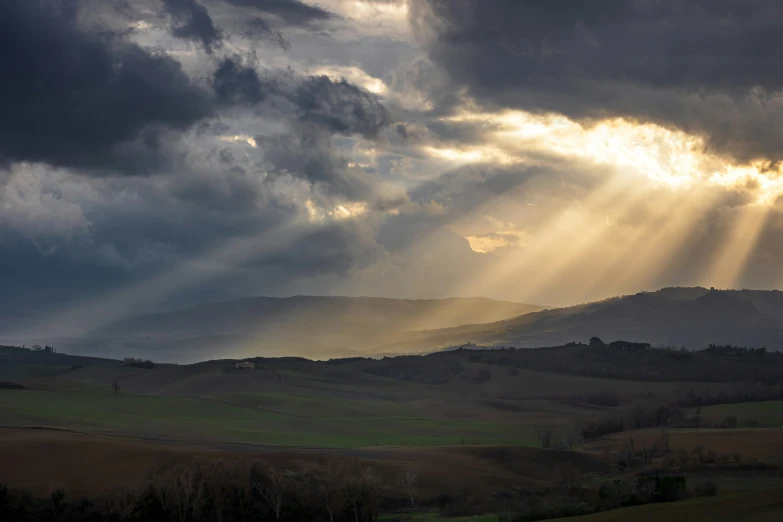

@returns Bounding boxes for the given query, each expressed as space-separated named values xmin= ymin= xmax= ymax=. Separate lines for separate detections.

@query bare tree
xmin=252 ymin=461 xmax=288 ymax=522
xmin=660 ymin=425 xmax=671 ymax=453
xmin=204 ymin=461 xmax=232 ymax=522
xmin=635 ymin=479 xmax=658 ymax=504
xmin=533 ymin=425 xmax=555 ymax=448
xmin=361 ymin=466 xmax=385 ymax=522
xmin=692 ymin=445 xmax=706 ymax=464
xmin=640 ymin=439 xmax=651 ymax=461
xmin=112 ymin=380 xmax=120 ymax=394
xmin=345 ymin=463 xmax=384 ymax=522
xmin=555 ymin=462 xmax=578 ymax=497
xmin=563 ymin=426 xmax=583 ymax=449
xmin=344 ymin=464 xmax=365 ymax=522
xmin=395 ymin=467 xmax=419 ymax=509
xmin=104 ymin=486 xmax=143 ymax=521
xmin=572 ymin=418 xmax=585 ymax=441
xmin=152 ymin=460 xmax=205 ymax=522
xmin=229 ymin=460 xmax=254 ymax=522
xmin=314 ymin=458 xmax=346 ymax=522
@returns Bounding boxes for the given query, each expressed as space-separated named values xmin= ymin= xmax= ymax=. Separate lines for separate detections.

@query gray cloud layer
xmin=0 ymin=0 xmax=214 ymax=174
xmin=410 ymin=0 xmax=783 ymax=162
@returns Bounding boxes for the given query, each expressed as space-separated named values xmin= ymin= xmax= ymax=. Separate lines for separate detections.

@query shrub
xmin=721 ymin=416 xmax=738 ymax=429
xmin=694 ymin=480 xmax=718 ymax=497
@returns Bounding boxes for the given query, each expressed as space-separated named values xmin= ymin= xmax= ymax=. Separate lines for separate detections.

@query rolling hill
xmin=57 ymin=296 xmax=545 ymax=361
xmin=380 ymin=288 xmax=783 ymax=353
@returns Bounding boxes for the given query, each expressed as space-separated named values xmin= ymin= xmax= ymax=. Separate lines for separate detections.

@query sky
xmin=4 ymin=0 xmax=783 ymax=336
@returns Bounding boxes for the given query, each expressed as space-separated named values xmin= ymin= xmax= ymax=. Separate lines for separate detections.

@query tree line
xmin=0 ymin=457 xmax=419 ymax=522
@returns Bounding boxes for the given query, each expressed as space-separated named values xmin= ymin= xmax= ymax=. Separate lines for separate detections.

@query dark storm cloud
xmin=212 ymin=57 xmax=267 ymax=105
xmin=258 ymin=125 xmax=407 ymax=208
xmin=410 ymin=0 xmax=783 ymax=162
xmin=162 ymin=0 xmax=224 ymax=52
xmin=243 ymin=16 xmax=290 ymax=49
xmin=220 ymin=0 xmax=335 ymax=27
xmin=0 ymin=0 xmax=396 ymax=176
xmin=294 ymin=76 xmax=392 ymax=138
xmin=0 ymin=0 xmax=214 ymax=174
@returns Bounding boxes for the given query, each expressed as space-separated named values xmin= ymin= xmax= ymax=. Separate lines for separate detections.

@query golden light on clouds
xmin=219 ymin=135 xmax=257 ymax=148
xmin=305 ymin=199 xmax=369 ymax=223
xmin=465 ymin=231 xmax=526 ymax=254
xmin=429 ymin=109 xmax=783 ymax=204
xmin=423 ymin=145 xmax=515 ymax=165
xmin=309 ymin=65 xmax=387 ymax=95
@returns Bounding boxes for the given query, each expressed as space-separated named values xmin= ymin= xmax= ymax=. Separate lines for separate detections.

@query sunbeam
xmin=700 ymin=204 xmax=771 ymax=289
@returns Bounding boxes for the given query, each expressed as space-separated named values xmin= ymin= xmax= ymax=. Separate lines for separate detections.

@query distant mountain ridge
xmin=378 ymin=288 xmax=783 ymax=353
xmin=22 ymin=288 xmax=783 ymax=361
xmin=81 ymin=296 xmax=545 ymax=361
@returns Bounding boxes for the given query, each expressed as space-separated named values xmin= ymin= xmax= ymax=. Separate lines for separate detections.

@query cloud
xmin=293 ymin=76 xmax=393 ymax=138
xmin=257 ymin=123 xmax=407 ymax=208
xmin=0 ymin=0 xmax=214 ymax=174
xmin=409 ymin=0 xmax=783 ymax=163
xmin=220 ymin=0 xmax=335 ymax=27
xmin=212 ymin=57 xmax=268 ymax=105
xmin=162 ymin=0 xmax=224 ymax=52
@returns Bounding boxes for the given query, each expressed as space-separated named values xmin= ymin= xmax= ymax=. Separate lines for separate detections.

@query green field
xmin=0 ymin=389 xmax=536 ymax=448
xmin=380 ymin=514 xmax=499 ymax=522
xmin=701 ymin=401 xmax=783 ymax=427
xmin=217 ymin=390 xmax=420 ymax=418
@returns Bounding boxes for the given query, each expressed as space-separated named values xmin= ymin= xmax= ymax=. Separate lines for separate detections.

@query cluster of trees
xmin=493 ymin=473 xmax=716 ymax=522
xmin=705 ymin=344 xmax=767 ymax=356
xmin=0 ymin=458 xmax=419 ymax=522
xmin=458 ymin=342 xmax=783 ymax=384
xmin=122 ymin=358 xmax=156 ymax=369
xmin=26 ymin=345 xmax=57 ymax=353
xmin=557 ymin=403 xmax=684 ymax=442
xmin=674 ymin=387 xmax=783 ymax=408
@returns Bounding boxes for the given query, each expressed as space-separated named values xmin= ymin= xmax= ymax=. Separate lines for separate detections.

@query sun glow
xmin=219 ymin=135 xmax=257 ymax=148
xmin=433 ymin=109 xmax=783 ymax=204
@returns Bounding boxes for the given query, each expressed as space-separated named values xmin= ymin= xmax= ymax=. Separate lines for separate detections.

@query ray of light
xmin=514 ymin=177 xmax=656 ymax=300
xmin=455 ymin=174 xmax=637 ymax=302
xmin=699 ymin=205 xmax=771 ymax=289
xmin=597 ymin=189 xmax=722 ymax=295
xmin=575 ymin=188 xmax=693 ymax=298
xmin=22 ymin=221 xmax=310 ymax=338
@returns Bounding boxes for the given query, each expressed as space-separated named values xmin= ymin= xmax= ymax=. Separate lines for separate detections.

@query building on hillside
xmin=236 ymin=361 xmax=256 ymax=370
xmin=31 ymin=345 xmax=42 ymax=351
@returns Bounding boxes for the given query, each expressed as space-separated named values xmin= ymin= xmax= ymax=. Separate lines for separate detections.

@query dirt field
xmin=581 ymin=428 xmax=783 ymax=460
xmin=0 ymin=428 xmax=608 ymax=497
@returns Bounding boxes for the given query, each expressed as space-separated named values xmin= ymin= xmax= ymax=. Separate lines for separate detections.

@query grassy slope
xmin=0 ymin=388 xmax=535 ymax=447
xmin=378 ymin=513 xmax=498 ymax=522
xmin=702 ymin=401 xmax=783 ymax=427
